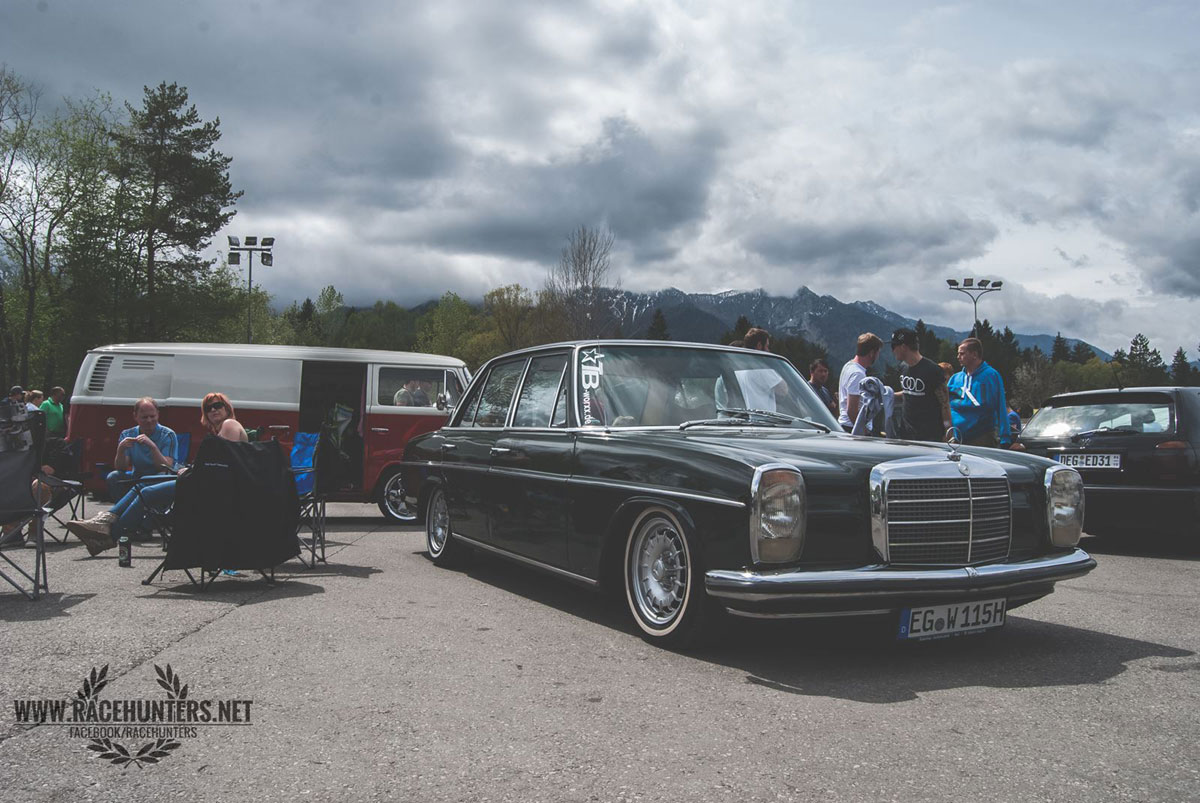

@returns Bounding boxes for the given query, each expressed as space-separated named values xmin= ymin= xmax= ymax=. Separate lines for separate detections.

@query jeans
xmin=106 ymin=470 xmax=140 ymax=502
xmin=110 ymin=476 xmax=176 ymax=540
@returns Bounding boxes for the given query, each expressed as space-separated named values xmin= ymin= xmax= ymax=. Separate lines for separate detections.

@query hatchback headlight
xmin=1045 ymin=465 xmax=1085 ymax=547
xmin=751 ymin=466 xmax=806 ymax=563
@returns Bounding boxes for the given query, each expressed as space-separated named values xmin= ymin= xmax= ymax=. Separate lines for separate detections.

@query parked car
xmin=68 ymin=343 xmax=470 ymax=521
xmin=1017 ymin=387 xmax=1200 ymax=537
xmin=400 ymin=341 xmax=1095 ymax=646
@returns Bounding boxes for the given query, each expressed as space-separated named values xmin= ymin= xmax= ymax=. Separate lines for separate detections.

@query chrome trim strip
xmin=491 ymin=466 xmax=565 ymax=482
xmin=450 ymin=532 xmax=598 ymax=586
xmin=567 ymin=475 xmax=747 ymax=508
xmin=889 ymin=494 xmax=1008 ymax=504
xmin=1084 ymin=484 xmax=1200 ymax=493
xmin=726 ymin=608 xmax=892 ymax=620
xmin=705 ymin=548 xmax=1095 ymax=602
xmin=440 ymin=463 xmax=490 ymax=474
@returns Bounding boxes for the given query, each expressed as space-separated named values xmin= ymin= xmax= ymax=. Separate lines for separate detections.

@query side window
xmin=551 ymin=382 xmax=569 ymax=428
xmin=512 ymin=355 xmax=569 ymax=428
xmin=454 ymin=372 xmax=487 ymax=428
xmin=379 ymin=367 xmax=445 ymax=408
xmin=474 ymin=360 xmax=527 ymax=428
xmin=444 ymin=372 xmax=464 ymax=407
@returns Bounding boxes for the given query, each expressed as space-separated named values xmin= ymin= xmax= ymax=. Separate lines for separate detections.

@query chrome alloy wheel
xmin=426 ymin=489 xmax=450 ymax=556
xmin=628 ymin=511 xmax=690 ymax=627
xmin=383 ymin=472 xmax=417 ymax=522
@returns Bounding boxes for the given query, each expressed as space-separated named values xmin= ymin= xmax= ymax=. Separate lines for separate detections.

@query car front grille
xmin=885 ymin=476 xmax=1011 ymax=566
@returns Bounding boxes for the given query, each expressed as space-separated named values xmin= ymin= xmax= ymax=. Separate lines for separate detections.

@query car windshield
xmin=575 ymin=344 xmax=840 ymax=429
xmin=1023 ymin=396 xmax=1176 ymax=438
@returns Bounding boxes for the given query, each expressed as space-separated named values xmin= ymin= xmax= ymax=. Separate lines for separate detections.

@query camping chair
xmin=144 ymin=436 xmax=299 ymax=590
xmin=290 ymin=431 xmax=327 ymax=568
xmin=0 ymin=408 xmax=49 ymax=599
xmin=43 ymin=439 xmax=92 ymax=544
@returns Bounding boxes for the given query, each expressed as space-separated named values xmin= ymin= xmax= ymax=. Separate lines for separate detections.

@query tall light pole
xmin=227 ymin=236 xmax=274 ymax=343
xmin=946 ymin=278 xmax=1002 ymax=335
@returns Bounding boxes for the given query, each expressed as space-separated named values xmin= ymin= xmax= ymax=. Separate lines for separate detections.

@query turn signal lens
xmin=1156 ymin=441 xmax=1188 ymax=450
xmin=751 ymin=467 xmax=806 ymax=563
xmin=1045 ymin=466 xmax=1084 ymax=547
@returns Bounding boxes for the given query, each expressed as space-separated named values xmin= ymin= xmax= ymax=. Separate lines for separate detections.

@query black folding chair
xmin=43 ymin=439 xmax=91 ymax=544
xmin=290 ymin=431 xmax=327 ymax=568
xmin=0 ymin=407 xmax=49 ymax=599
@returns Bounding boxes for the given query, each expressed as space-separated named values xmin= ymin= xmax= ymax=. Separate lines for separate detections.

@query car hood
xmin=619 ymin=428 xmax=1054 ymax=483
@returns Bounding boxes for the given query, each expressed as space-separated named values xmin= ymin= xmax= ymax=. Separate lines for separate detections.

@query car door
xmin=440 ymin=358 xmax=527 ymax=542
xmin=487 ymin=352 xmax=574 ymax=568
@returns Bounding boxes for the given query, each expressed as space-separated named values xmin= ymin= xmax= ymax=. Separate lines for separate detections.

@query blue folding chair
xmin=290 ymin=432 xmax=326 ymax=567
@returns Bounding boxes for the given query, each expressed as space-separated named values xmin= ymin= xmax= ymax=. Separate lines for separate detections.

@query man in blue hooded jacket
xmin=947 ymin=337 xmax=1012 ymax=448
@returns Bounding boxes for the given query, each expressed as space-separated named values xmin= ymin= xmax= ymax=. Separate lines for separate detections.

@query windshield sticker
xmin=580 ymin=349 xmax=604 ymax=425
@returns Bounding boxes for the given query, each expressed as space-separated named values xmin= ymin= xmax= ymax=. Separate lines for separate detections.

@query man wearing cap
xmin=8 ymin=386 xmax=25 ymax=407
xmin=891 ymin=328 xmax=951 ymax=441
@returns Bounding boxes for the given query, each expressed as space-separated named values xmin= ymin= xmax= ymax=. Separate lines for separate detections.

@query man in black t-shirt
xmin=891 ymin=328 xmax=951 ymax=441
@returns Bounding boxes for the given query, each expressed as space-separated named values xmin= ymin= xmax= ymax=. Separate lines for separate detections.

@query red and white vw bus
xmin=67 ymin=343 xmax=470 ymax=521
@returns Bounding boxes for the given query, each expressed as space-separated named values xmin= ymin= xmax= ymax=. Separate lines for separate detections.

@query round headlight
xmin=751 ymin=466 xmax=806 ymax=563
xmin=1045 ymin=465 xmax=1085 ymax=547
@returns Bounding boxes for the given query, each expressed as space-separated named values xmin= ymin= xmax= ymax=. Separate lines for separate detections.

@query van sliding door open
xmin=299 ymin=361 xmax=367 ymax=492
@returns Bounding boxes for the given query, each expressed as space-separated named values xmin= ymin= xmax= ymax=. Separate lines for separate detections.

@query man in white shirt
xmin=838 ymin=333 xmax=883 ymax=431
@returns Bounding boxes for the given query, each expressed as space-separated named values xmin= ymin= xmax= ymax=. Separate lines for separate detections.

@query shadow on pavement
xmin=143 ymin=577 xmax=326 ymax=603
xmin=0 ymin=592 xmax=96 ymax=620
xmin=448 ymin=548 xmax=1195 ymax=704
xmin=1082 ymin=532 xmax=1200 ymax=561
xmin=285 ymin=563 xmax=382 ymax=580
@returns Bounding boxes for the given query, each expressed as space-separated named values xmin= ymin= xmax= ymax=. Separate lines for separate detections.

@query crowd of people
xmin=750 ymin=326 xmax=1020 ymax=448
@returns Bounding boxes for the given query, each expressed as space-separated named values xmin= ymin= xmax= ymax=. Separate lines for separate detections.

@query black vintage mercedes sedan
xmin=1017 ymin=387 xmax=1200 ymax=537
xmin=401 ymin=341 xmax=1095 ymax=646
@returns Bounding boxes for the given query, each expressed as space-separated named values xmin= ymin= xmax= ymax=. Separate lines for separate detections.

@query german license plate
xmin=1057 ymin=453 xmax=1120 ymax=469
xmin=899 ymin=598 xmax=1006 ymax=640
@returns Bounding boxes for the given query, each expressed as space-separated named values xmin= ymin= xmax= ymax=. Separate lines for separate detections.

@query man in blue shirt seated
xmin=947 ymin=337 xmax=1013 ymax=448
xmin=106 ymin=397 xmax=180 ymax=499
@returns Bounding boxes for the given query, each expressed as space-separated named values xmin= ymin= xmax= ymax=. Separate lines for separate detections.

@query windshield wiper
xmin=1070 ymin=426 xmax=1140 ymax=441
xmin=679 ymin=408 xmax=831 ymax=433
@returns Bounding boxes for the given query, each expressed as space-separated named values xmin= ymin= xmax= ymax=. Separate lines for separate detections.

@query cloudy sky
xmin=5 ymin=0 xmax=1199 ymax=353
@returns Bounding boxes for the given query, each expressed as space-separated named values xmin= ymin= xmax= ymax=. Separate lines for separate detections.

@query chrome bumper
xmin=705 ymin=548 xmax=1096 ymax=618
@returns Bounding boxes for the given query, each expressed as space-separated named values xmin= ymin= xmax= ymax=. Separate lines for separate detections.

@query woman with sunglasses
xmin=68 ymin=392 xmax=247 ymax=555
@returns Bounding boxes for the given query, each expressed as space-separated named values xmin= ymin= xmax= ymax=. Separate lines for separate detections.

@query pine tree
xmin=1051 ymin=332 xmax=1071 ymax=363
xmin=1170 ymin=347 xmax=1193 ymax=386
xmin=1069 ymin=341 xmax=1095 ymax=364
xmin=114 ymin=81 xmax=240 ymax=339
xmin=719 ymin=315 xmax=752 ymax=344
xmin=646 ymin=308 xmax=670 ymax=340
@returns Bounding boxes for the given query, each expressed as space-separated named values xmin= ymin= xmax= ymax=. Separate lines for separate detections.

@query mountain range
xmin=607 ymin=287 xmax=1110 ymax=366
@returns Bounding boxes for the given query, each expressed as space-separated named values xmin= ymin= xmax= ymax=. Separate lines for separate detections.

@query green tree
xmin=1051 ymin=332 xmax=1071 ymax=364
xmin=1125 ymin=333 xmax=1169 ymax=385
xmin=1170 ymin=347 xmax=1194 ymax=386
xmin=114 ymin=81 xmax=240 ymax=339
xmin=719 ymin=315 xmax=752 ymax=345
xmin=1069 ymin=341 xmax=1095 ymax=364
xmin=913 ymin=319 xmax=942 ymax=361
xmin=484 ymin=284 xmax=535 ymax=351
xmin=646 ymin=308 xmax=670 ymax=340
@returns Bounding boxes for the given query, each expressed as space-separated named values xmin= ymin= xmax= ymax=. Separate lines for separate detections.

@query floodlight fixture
xmin=260 ymin=252 xmax=273 ymax=267
xmin=225 ymin=234 xmax=276 ymax=343
xmin=978 ymin=279 xmax=990 ymax=288
xmin=261 ymin=237 xmax=275 ymax=247
xmin=991 ymin=281 xmax=1002 ymax=288
xmin=963 ymin=277 xmax=974 ymax=288
xmin=227 ymin=235 xmax=240 ymax=247
xmin=946 ymin=279 xmax=959 ymax=287
xmin=945 ymin=276 xmax=1004 ymax=335
xmin=244 ymin=236 xmax=258 ymax=246
xmin=228 ymin=252 xmax=241 ymax=266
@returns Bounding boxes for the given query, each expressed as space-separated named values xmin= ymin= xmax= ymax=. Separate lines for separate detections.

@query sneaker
xmin=65 ymin=512 xmax=118 ymax=556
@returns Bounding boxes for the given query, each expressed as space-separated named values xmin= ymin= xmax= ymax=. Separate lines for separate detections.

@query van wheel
xmin=377 ymin=469 xmax=418 ymax=523
xmin=623 ymin=506 xmax=714 ymax=648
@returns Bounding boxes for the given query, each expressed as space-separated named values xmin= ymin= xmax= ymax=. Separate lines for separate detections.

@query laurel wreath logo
xmin=80 ymin=664 xmax=184 ymax=769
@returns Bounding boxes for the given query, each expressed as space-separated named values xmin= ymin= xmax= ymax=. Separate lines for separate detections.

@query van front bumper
xmin=705 ymin=548 xmax=1096 ymax=619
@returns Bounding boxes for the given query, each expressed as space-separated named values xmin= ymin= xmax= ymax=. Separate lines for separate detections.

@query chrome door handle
xmin=490 ymin=446 xmax=511 ymax=454
xmin=268 ymin=425 xmax=290 ymax=430
xmin=442 ymin=443 xmax=457 ymax=450
xmin=371 ymin=427 xmax=389 ymax=433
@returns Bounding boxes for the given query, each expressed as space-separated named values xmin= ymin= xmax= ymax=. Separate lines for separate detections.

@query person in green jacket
xmin=39 ymin=386 xmax=66 ymax=436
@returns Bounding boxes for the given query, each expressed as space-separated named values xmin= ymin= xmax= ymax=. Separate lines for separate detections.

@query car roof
xmin=1046 ymin=387 xmax=1188 ymax=402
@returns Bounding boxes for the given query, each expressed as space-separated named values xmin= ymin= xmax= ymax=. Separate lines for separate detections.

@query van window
xmin=379 ymin=367 xmax=446 ymax=408
xmin=445 ymin=372 xmax=464 ymax=407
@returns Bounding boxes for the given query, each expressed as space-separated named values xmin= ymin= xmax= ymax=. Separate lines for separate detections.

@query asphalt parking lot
xmin=1 ymin=505 xmax=1198 ymax=802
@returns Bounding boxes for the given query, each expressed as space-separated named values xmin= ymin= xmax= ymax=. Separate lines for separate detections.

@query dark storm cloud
xmin=420 ymin=118 xmax=725 ymax=263
xmin=744 ymin=213 xmax=997 ymax=275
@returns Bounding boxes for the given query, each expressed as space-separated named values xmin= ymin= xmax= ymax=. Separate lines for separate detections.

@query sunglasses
xmin=204 ymin=401 xmax=227 ymax=412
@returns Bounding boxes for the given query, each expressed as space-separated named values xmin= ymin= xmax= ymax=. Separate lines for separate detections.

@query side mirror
xmin=436 ymin=393 xmax=453 ymax=414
